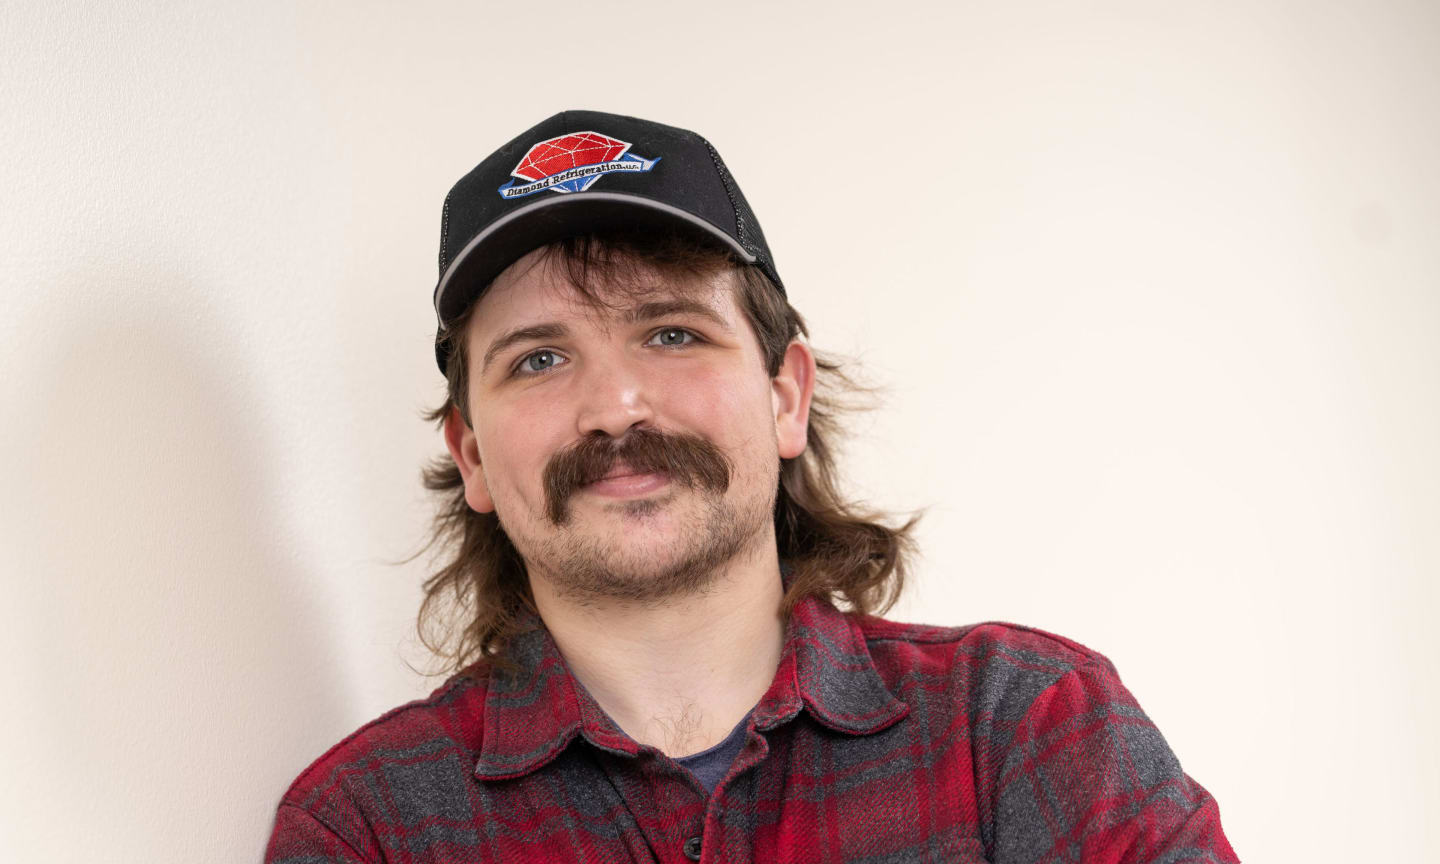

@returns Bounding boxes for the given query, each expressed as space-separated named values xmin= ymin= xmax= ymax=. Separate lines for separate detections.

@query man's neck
xmin=528 ymin=545 xmax=786 ymax=759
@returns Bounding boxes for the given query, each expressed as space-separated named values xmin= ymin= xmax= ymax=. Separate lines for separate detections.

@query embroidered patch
xmin=498 ymin=131 xmax=659 ymax=199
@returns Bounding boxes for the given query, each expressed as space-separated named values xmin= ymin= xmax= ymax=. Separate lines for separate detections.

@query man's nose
xmin=573 ymin=354 xmax=656 ymax=439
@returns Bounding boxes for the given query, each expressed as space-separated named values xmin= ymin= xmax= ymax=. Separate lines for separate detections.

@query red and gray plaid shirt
xmin=267 ymin=591 xmax=1237 ymax=863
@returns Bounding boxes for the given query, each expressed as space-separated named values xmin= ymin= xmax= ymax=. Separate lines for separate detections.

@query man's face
xmin=443 ymin=248 xmax=813 ymax=604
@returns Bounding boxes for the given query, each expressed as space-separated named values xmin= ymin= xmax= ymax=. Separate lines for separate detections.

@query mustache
xmin=542 ymin=426 xmax=732 ymax=524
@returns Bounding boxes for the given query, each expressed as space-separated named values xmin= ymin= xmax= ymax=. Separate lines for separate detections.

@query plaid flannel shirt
xmin=266 ymin=591 xmax=1236 ymax=863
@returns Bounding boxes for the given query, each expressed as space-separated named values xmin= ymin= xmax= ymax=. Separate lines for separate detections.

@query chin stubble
xmin=501 ymin=427 xmax=778 ymax=605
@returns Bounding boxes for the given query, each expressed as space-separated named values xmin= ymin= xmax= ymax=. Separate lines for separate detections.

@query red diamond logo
xmin=513 ymin=132 xmax=632 ymax=182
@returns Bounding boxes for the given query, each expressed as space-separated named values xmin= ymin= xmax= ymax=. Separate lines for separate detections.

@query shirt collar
xmin=473 ymin=581 xmax=910 ymax=781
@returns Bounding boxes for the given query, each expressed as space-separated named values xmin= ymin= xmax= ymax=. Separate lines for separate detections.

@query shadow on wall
xmin=0 ymin=267 xmax=354 ymax=862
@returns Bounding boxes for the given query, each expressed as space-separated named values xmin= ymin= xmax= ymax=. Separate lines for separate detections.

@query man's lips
xmin=583 ymin=464 xmax=671 ymax=497
xmin=542 ymin=429 xmax=730 ymax=524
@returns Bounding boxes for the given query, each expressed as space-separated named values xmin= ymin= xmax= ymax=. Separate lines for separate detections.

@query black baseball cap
xmin=431 ymin=110 xmax=785 ymax=374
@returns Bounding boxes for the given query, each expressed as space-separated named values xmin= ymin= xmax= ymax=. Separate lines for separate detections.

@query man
xmin=266 ymin=110 xmax=1237 ymax=863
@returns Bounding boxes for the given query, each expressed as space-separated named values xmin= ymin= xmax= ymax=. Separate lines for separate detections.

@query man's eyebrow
xmin=626 ymin=299 xmax=732 ymax=332
xmin=480 ymin=301 xmax=732 ymax=377
xmin=482 ymin=323 xmax=569 ymax=376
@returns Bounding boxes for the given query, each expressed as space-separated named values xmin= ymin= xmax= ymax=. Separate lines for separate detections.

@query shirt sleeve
xmin=991 ymin=659 xmax=1239 ymax=864
xmin=265 ymin=802 xmax=375 ymax=864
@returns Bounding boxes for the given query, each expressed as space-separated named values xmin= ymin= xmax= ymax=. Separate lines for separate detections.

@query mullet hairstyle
xmin=411 ymin=229 xmax=920 ymax=677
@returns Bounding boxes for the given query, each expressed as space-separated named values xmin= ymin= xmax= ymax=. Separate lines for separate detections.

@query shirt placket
xmin=693 ymin=724 xmax=779 ymax=864
xmin=591 ymin=746 xmax=712 ymax=863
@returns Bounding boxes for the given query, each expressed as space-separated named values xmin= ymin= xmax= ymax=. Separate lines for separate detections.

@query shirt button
xmin=682 ymin=835 xmax=703 ymax=861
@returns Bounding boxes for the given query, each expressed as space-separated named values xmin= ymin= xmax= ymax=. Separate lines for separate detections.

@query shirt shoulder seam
xmin=280 ymin=672 xmax=481 ymax=804
xmin=275 ymin=801 xmax=373 ymax=861
xmin=860 ymin=618 xmax=1114 ymax=668
xmin=1005 ymin=656 xmax=1124 ymax=748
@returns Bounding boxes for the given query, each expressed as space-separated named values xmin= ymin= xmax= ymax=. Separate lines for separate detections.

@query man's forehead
xmin=470 ymin=253 xmax=740 ymax=337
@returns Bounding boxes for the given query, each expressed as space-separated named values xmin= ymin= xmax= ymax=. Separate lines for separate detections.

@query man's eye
xmin=649 ymin=328 xmax=697 ymax=347
xmin=515 ymin=350 xmax=565 ymax=376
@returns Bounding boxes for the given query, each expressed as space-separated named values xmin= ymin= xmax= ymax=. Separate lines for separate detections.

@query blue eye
xmin=650 ymin=328 xmax=696 ymax=347
xmin=515 ymin=350 xmax=564 ymax=376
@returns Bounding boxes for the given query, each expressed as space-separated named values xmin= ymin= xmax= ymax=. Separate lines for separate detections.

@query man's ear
xmin=772 ymin=338 xmax=817 ymax=460
xmin=443 ymin=404 xmax=496 ymax=513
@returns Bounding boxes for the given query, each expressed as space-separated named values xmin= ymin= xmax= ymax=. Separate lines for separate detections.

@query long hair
xmin=409 ymin=229 xmax=920 ymax=677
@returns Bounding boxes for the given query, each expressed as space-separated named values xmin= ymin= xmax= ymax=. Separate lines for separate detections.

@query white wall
xmin=2 ymin=1 xmax=1435 ymax=860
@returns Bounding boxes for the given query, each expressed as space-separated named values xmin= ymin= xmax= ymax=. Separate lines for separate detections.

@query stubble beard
xmin=507 ymin=466 xmax=779 ymax=607
xmin=487 ymin=426 xmax=777 ymax=606
xmin=492 ymin=426 xmax=777 ymax=607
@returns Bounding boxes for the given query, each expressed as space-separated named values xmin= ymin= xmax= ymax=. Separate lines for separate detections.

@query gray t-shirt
xmin=674 ymin=710 xmax=752 ymax=794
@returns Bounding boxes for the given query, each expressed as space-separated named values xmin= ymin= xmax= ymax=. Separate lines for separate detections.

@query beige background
xmin=3 ymin=0 xmax=1437 ymax=860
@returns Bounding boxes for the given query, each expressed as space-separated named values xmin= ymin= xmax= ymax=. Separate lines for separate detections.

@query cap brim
xmin=432 ymin=191 xmax=756 ymax=326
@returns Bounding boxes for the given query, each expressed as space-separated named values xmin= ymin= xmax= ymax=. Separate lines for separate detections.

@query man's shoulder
xmin=277 ymin=670 xmax=489 ymax=812
xmin=857 ymin=614 xmax=1112 ymax=666
xmin=852 ymin=614 xmax=1121 ymax=716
